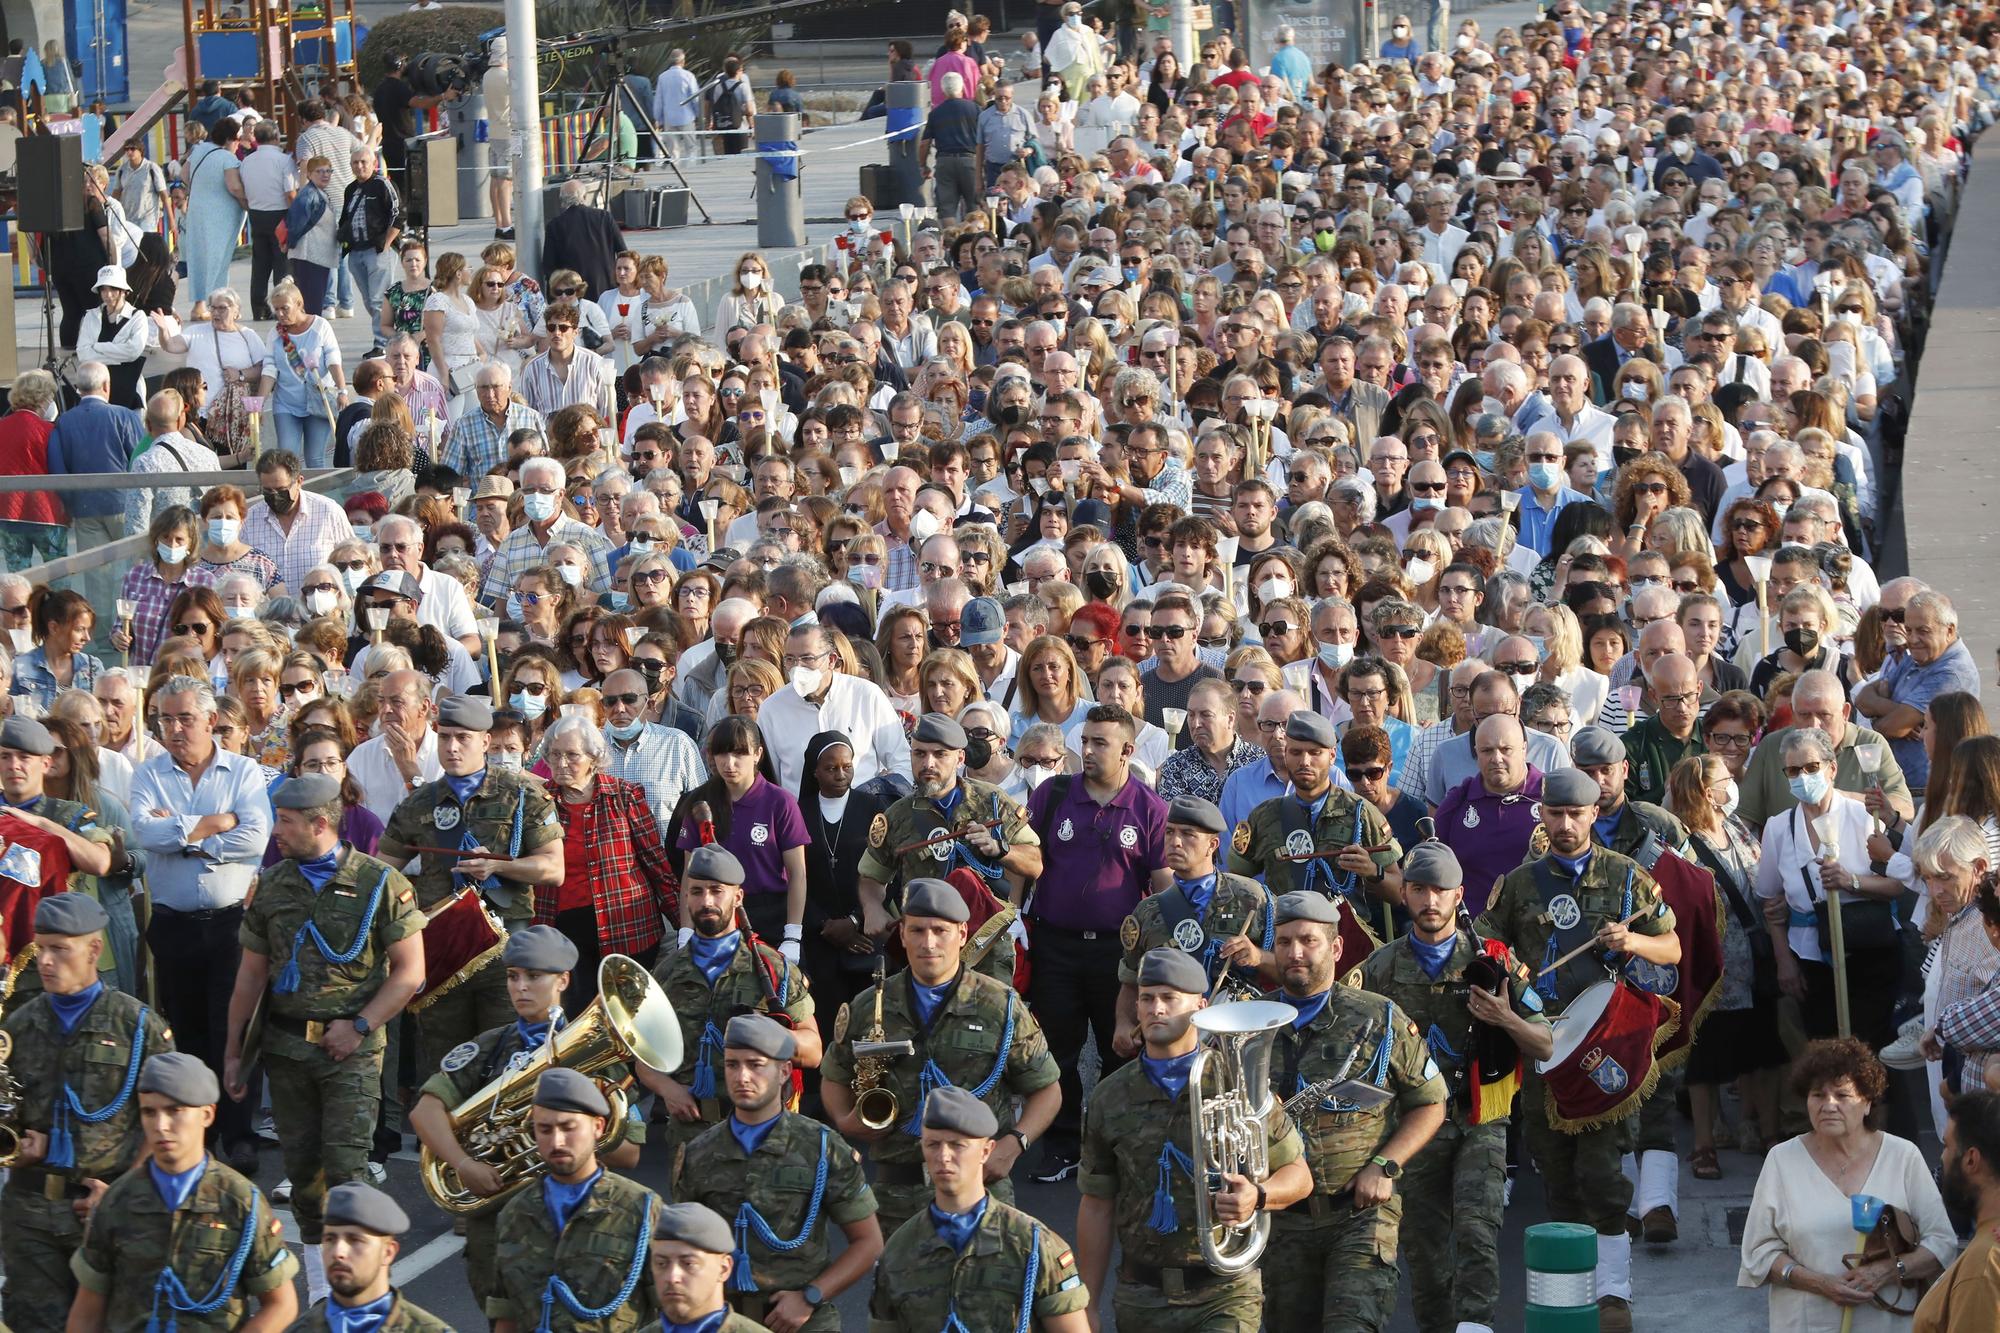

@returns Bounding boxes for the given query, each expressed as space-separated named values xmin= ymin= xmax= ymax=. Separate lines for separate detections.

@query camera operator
xmin=371 ymin=52 xmax=460 ymax=192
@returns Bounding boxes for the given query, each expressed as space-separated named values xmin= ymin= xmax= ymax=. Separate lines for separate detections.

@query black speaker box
xmin=17 ymin=135 xmax=86 ymax=233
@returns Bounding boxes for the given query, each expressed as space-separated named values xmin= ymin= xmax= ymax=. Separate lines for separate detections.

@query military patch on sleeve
xmin=1056 ymin=1248 xmax=1075 ymax=1269
xmin=1059 ymin=1275 xmax=1082 ymax=1291
xmin=833 ymin=1002 xmax=851 ymax=1043
xmin=1119 ymin=916 xmax=1140 ymax=952
xmin=439 ymin=1040 xmax=480 ymax=1073
xmin=1423 ymin=1057 xmax=1441 ymax=1082
xmin=1231 ymin=822 xmax=1252 ymax=856
xmin=397 ymin=890 xmax=413 ymax=904
xmin=1520 ymin=986 xmax=1544 ymax=1014
xmin=869 ymin=813 xmax=889 ymax=849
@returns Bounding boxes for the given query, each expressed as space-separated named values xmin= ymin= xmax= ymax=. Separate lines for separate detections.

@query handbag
xmin=1841 ymin=1201 xmax=1932 ymax=1315
xmin=1798 ymin=809 xmax=1903 ymax=956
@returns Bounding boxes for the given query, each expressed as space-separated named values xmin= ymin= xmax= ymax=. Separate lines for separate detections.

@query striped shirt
xmin=445 ymin=400 xmax=547 ymax=480
xmin=601 ymin=721 xmax=707 ymax=833
xmin=242 ymin=490 xmax=356 ymax=593
xmin=477 ymin=516 xmax=614 ymax=605
xmin=520 ymin=348 xmax=617 ymax=422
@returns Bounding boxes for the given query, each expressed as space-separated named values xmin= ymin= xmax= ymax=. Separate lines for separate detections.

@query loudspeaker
xmin=16 ymin=135 xmax=86 ymax=233
xmin=652 ymin=188 xmax=688 ymax=229
xmin=404 ymin=135 xmax=459 ymax=229
xmin=612 ymin=183 xmax=652 ymax=228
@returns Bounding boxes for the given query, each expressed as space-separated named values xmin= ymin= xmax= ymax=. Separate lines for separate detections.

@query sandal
xmin=1691 ymin=1146 xmax=1723 ymax=1180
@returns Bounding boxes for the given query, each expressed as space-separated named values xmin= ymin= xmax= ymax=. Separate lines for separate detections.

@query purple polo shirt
xmin=675 ymin=775 xmax=810 ymax=899
xmin=1434 ymin=766 xmax=1546 ymax=917
xmin=1026 ymin=773 xmax=1168 ymax=932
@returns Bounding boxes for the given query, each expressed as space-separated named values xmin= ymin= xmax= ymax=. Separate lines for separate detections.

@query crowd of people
xmin=3 ymin=0 xmax=2000 ymax=1329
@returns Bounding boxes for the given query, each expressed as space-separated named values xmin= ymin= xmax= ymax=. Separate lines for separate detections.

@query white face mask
xmin=739 ymin=271 xmax=764 ymax=290
xmin=909 ymin=509 xmax=943 ymax=544
xmin=555 ymin=564 xmax=584 ymax=587
xmin=339 ymin=566 xmax=366 ymax=596
xmin=1718 ymin=779 xmax=1740 ymax=816
xmin=304 ymin=588 xmax=339 ymax=616
xmin=1317 ymin=640 xmax=1354 ymax=670
xmin=789 ymin=665 xmax=824 ymax=695
xmin=1022 ymin=761 xmax=1059 ymax=788
xmin=1256 ymin=577 xmax=1292 ymax=604
xmin=1404 ymin=558 xmax=1437 ymax=584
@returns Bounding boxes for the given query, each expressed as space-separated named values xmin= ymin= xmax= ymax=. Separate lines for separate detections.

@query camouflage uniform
xmin=1262 ymin=983 xmax=1448 ymax=1333
xmin=673 ymin=1110 xmax=876 ymax=1331
xmin=0 ymin=986 xmax=174 ymax=1329
xmin=1474 ymin=846 xmax=1677 ymax=1236
xmin=821 ymin=968 xmax=1058 ymax=1237
xmin=856 ymin=777 xmax=1035 ymax=985
xmin=488 ymin=1168 xmax=663 ymax=1331
xmin=2 ymin=797 xmax=123 ymax=1011
xmin=240 ymin=847 xmax=423 ymax=1242
xmin=869 ymin=1195 xmax=1091 ymax=1332
xmin=1357 ymin=929 xmax=1551 ymax=1333
xmin=1227 ymin=788 xmax=1402 ymax=953
xmin=1118 ymin=873 xmax=1276 ymax=995
xmin=1078 ymin=1057 xmax=1306 ymax=1332
xmin=416 ymin=1020 xmax=648 ymax=1307
xmin=284 ymin=1291 xmax=456 ymax=1331
xmin=652 ymin=934 xmax=815 ymax=1159
xmin=381 ymin=767 xmax=562 ymax=1073
xmin=72 ymin=1154 xmax=296 ymax=1331
xmin=1594 ymin=802 xmax=1691 ymax=1177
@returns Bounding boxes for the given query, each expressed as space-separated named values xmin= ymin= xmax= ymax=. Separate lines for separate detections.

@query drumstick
xmin=1536 ymin=908 xmax=1649 ymax=979
xmin=891 ymin=818 xmax=1007 ymax=858
xmin=1276 ymin=843 xmax=1396 ymax=863
xmin=407 ymin=846 xmax=519 ymax=860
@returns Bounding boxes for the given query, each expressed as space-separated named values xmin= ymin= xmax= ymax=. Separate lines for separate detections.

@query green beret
xmin=1542 ymin=768 xmax=1604 ymax=808
xmin=0 ymin=717 xmax=54 ymax=755
xmin=1166 ymin=797 xmax=1226 ymax=834
xmin=1569 ymin=725 xmax=1626 ymax=767
xmin=912 ymin=713 xmax=968 ymax=748
xmin=1402 ymin=843 xmax=1462 ymax=888
xmin=685 ymin=844 xmax=746 ymax=885
xmin=1137 ymin=946 xmax=1208 ymax=994
xmin=272 ymin=773 xmax=342 ymax=809
xmin=138 ymin=1052 xmax=219 ymax=1107
xmin=436 ymin=696 xmax=495 ymax=733
xmin=1285 ymin=710 xmax=1337 ymax=747
xmin=503 ymin=925 xmax=579 ymax=973
xmin=921 ymin=1085 xmax=999 ymax=1138
xmin=902 ymin=878 xmax=970 ymax=923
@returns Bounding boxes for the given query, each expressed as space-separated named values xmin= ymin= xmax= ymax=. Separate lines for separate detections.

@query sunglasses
xmin=1257 ymin=622 xmax=1295 ymax=638
xmin=603 ymin=692 xmax=647 ymax=708
xmin=1378 ymin=625 xmax=1421 ymax=639
xmin=173 ymin=621 xmax=213 ymax=635
xmin=1066 ymin=635 xmax=1106 ymax=653
xmin=1144 ymin=625 xmax=1190 ymax=640
xmin=1632 ymin=481 xmax=1669 ymax=495
xmin=278 ymin=680 xmax=319 ymax=698
xmin=1344 ymin=764 xmax=1388 ymax=782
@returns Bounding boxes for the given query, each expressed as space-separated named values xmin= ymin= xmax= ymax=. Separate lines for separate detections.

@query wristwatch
xmin=1006 ymin=1128 xmax=1030 ymax=1153
xmin=352 ymin=1014 xmax=373 ymax=1037
xmin=802 ymin=1284 xmax=825 ymax=1309
xmin=1368 ymin=1154 xmax=1402 ymax=1180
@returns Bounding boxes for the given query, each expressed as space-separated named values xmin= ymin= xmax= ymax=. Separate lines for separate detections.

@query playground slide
xmin=103 ymin=45 xmax=189 ymax=158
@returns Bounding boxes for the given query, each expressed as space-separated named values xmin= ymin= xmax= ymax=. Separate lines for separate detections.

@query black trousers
xmin=1803 ymin=948 xmax=1902 ymax=1052
xmin=247 ymin=208 xmax=290 ymax=318
xmin=552 ymin=907 xmax=659 ymax=1014
xmin=1028 ymin=924 xmax=1126 ymax=1155
xmin=148 ymin=904 xmax=258 ymax=1147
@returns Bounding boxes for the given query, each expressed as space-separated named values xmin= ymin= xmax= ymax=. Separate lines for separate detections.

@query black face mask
xmin=990 ymin=402 xmax=1028 ymax=429
xmin=716 ymin=641 xmax=739 ymax=667
xmin=964 ymin=734 xmax=995 ymax=769
xmin=1085 ymin=569 xmax=1120 ymax=600
xmin=263 ymin=486 xmax=298 ymax=516
xmin=1612 ymin=444 xmax=1645 ymax=468
xmin=1785 ymin=626 xmax=1821 ymax=658
xmin=1189 ymin=406 xmax=1218 ymax=425
xmin=635 ymin=658 xmax=666 ymax=690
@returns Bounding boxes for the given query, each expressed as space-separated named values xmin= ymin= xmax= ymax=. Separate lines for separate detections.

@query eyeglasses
xmin=1066 ymin=635 xmax=1107 ymax=653
xmin=173 ymin=621 xmax=213 ymax=635
xmin=1145 ymin=625 xmax=1190 ymax=640
xmin=1256 ymin=719 xmax=1285 ymax=734
xmin=1708 ymin=731 xmax=1752 ymax=750
xmin=1257 ymin=621 xmax=1294 ymax=638
xmin=1657 ymin=690 xmax=1701 ymax=708
xmin=1345 ymin=764 xmax=1388 ymax=782
xmin=1782 ymin=760 xmax=1825 ymax=778
xmin=512 ymin=681 xmax=550 ymax=696
xmin=1232 ymin=678 xmax=1268 ymax=693
xmin=1378 ymin=625 xmax=1421 ymax=639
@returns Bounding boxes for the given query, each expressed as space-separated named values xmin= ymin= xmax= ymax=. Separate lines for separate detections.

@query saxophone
xmin=850 ymin=958 xmax=914 ymax=1131
xmin=1279 ymin=1018 xmax=1380 ymax=1120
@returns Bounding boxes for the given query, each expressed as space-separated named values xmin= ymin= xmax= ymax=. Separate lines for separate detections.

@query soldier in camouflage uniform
xmin=1119 ymin=797 xmax=1276 ymax=1045
xmin=649 ymin=1202 xmax=775 ymax=1333
xmin=1569 ymin=725 xmax=1694 ymax=1246
xmin=1074 ymin=948 xmax=1312 ymax=1333
xmin=821 ymin=878 xmax=1061 ymax=1238
xmin=674 ymin=1014 xmax=880 ymax=1331
xmin=377 ymin=696 xmax=566 ymax=1075
xmin=871 ymin=1085 xmax=1093 ymax=1332
xmin=228 ymin=773 xmax=425 ymax=1302
xmin=1356 ymin=844 xmax=1554 ymax=1333
xmin=490 ymin=1068 xmax=663 ymax=1332
xmin=855 ymin=713 xmax=1039 ymax=985
xmin=0 ymin=717 xmax=122 ymax=1012
xmin=1227 ymin=712 xmax=1402 ymax=960
xmin=408 ymin=926 xmax=646 ymax=1312
xmin=1473 ymin=768 xmax=1682 ymax=1333
xmin=70 ymin=1052 xmax=298 ymax=1332
xmin=1261 ymin=893 xmax=1447 ymax=1332
xmin=647 ymin=845 xmax=819 ymax=1161
xmin=0 ymin=894 xmax=175 ymax=1330
xmin=291 ymin=1182 xmax=454 ymax=1331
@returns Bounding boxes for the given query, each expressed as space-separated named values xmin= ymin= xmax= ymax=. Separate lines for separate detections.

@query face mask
xmin=1256 ymin=577 xmax=1292 ymax=604
xmin=510 ymin=690 xmax=549 ymax=720
xmin=1785 ymin=626 xmax=1821 ymax=657
xmin=1065 ymin=13 xmax=1081 ymax=26
xmin=1457 ymin=33 xmax=1473 ymax=48
xmin=492 ymin=752 xmax=525 ymax=772
xmin=1410 ymin=497 xmax=1442 ymax=513
xmin=1718 ymin=779 xmax=1740 ymax=816
xmin=523 ymin=492 xmax=558 ymax=523
xmin=225 ymin=605 xmax=254 ymax=620
xmin=739 ymin=271 xmax=763 ymax=290
xmin=1122 ymin=265 xmax=1140 ymax=285
xmin=910 ymin=510 xmax=943 ymax=544
xmin=607 ymin=591 xmax=631 ymax=612
xmin=1317 ymin=640 xmax=1354 ymax=670
xmin=353 ymin=523 xmax=374 ymax=544
xmin=1670 ymin=137 xmax=1693 ymax=157
xmin=715 ymin=641 xmax=739 ymax=667
xmin=36 ymin=400 xmax=56 ymax=422
xmin=208 ymin=517 xmax=240 ymax=546
xmin=848 ymin=564 xmax=882 ymax=589
xmin=848 ymin=217 xmax=871 ymax=232
xmin=1789 ymin=768 xmax=1832 ymax=805
xmin=1405 ymin=558 xmax=1437 ymax=583
xmin=967 ymin=389 xmax=987 ymax=413
xmin=1085 ymin=569 xmax=1120 ymax=599
xmin=1621 ymin=381 xmax=1651 ymax=403
xmin=1524 ymin=634 xmax=1546 ymax=657
xmin=157 ymin=541 xmax=189 ymax=564
xmin=554 ymin=564 xmax=583 ymax=587
xmin=1528 ymin=461 xmax=1564 ymax=491
xmin=302 ymin=588 xmax=338 ymax=616
xmin=607 ymin=716 xmax=645 ymax=742
xmin=1101 ymin=317 xmax=1124 ymax=338
xmin=790 ymin=665 xmax=824 ymax=695
xmin=1022 ymin=761 xmax=1058 ymax=788
xmin=1475 ymin=450 xmax=1498 ymax=473
xmin=504 ymin=593 xmax=526 ymax=620
xmin=964 ymin=734 xmax=995 ymax=769
xmin=1612 ymin=444 xmax=1644 ymax=468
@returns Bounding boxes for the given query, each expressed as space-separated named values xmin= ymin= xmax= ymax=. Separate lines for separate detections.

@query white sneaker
xmin=1880 ymin=1017 xmax=1928 ymax=1070
xmin=365 ymin=1161 xmax=387 ymax=1185
xmin=272 ymin=1177 xmax=293 ymax=1203
xmin=335 ymin=305 xmax=355 ymax=318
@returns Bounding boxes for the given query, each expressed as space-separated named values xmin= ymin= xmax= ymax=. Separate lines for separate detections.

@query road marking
xmin=394 ymin=1232 xmax=468 ymax=1283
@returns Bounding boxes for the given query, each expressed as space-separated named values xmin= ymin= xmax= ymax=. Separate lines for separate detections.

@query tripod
xmin=573 ymin=58 xmax=711 ymax=224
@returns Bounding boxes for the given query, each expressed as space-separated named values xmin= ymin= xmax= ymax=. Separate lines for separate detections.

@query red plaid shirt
xmin=537 ymin=774 xmax=680 ymax=956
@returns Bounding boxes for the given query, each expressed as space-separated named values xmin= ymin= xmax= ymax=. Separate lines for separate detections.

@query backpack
xmin=706 ymin=78 xmax=747 ymax=130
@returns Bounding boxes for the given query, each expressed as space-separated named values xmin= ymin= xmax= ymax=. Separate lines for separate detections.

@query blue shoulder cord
xmin=1361 ymin=1001 xmax=1394 ymax=1084
xmin=901 ymin=991 xmax=1016 ymax=1136
xmin=1300 ymin=809 xmax=1364 ymax=899
xmin=1534 ymin=866 xmax=1633 ymax=1005
xmin=690 ymin=945 xmax=790 ymax=1101
xmin=537 ymin=1197 xmax=654 ymax=1333
xmin=941 ymin=1221 xmax=1042 ymax=1333
xmin=730 ymin=1125 xmax=831 ymax=1293
xmin=454 ymin=787 xmax=527 ymax=892
xmin=276 ymin=866 xmax=389 ymax=995
xmin=49 ymin=1005 xmax=150 ymax=1168
xmin=1199 ymin=884 xmax=1278 ymax=987
xmin=1148 ymin=1141 xmax=1196 ymax=1234
xmin=146 ymin=1185 xmax=264 ymax=1333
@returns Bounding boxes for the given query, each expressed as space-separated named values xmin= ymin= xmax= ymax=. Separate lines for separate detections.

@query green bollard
xmin=1525 ymin=1221 xmax=1600 ymax=1331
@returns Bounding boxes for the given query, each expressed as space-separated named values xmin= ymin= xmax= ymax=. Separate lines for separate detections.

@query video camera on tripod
xmin=406 ymin=48 xmax=491 ymax=98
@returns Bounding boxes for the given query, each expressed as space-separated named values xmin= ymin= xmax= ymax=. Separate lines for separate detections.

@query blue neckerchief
xmin=1593 ymin=810 xmax=1622 ymax=845
xmin=149 ymin=1156 xmax=207 ymax=1212
xmin=1408 ymin=933 xmax=1455 ymax=980
xmin=1551 ymin=848 xmax=1594 ymax=879
xmin=4 ymin=795 xmax=41 ymax=812
xmin=443 ymin=770 xmax=485 ymax=805
xmin=516 ymin=1006 xmax=565 ymax=1052
xmin=542 ymin=1167 xmax=603 ymax=1234
xmin=728 ymin=1113 xmax=781 ymax=1157
xmin=1276 ymin=987 xmax=1331 ymax=1029
xmin=1142 ymin=1050 xmax=1198 ymax=1101
xmin=325 ymin=1290 xmax=396 ymax=1333
xmin=1296 ymin=787 xmax=1331 ymax=824
xmin=929 ymin=1195 xmax=990 ymax=1252
xmin=1175 ymin=873 xmax=1218 ymax=917
xmin=660 ymin=1312 xmax=728 ymax=1333
xmin=933 ymin=784 xmax=965 ymax=817
xmin=298 ymin=848 xmax=341 ymax=892
xmin=48 ymin=980 xmax=104 ymax=1033
xmin=912 ymin=978 xmax=954 ymax=1028
xmin=688 ymin=931 xmax=741 ymax=986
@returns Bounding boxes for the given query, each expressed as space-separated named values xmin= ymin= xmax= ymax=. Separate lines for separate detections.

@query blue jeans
xmin=336 ymin=253 xmax=353 ymax=310
xmin=347 ymin=247 xmax=391 ymax=333
xmin=275 ymin=411 xmax=333 ymax=469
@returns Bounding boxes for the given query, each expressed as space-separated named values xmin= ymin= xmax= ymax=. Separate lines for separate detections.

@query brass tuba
xmin=850 ymin=958 xmax=914 ymax=1132
xmin=419 ymin=955 xmax=683 ymax=1215
xmin=1188 ymin=999 xmax=1294 ymax=1274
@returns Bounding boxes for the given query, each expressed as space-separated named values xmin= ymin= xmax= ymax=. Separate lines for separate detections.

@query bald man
xmin=1621 ymin=653 xmax=1706 ymax=806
